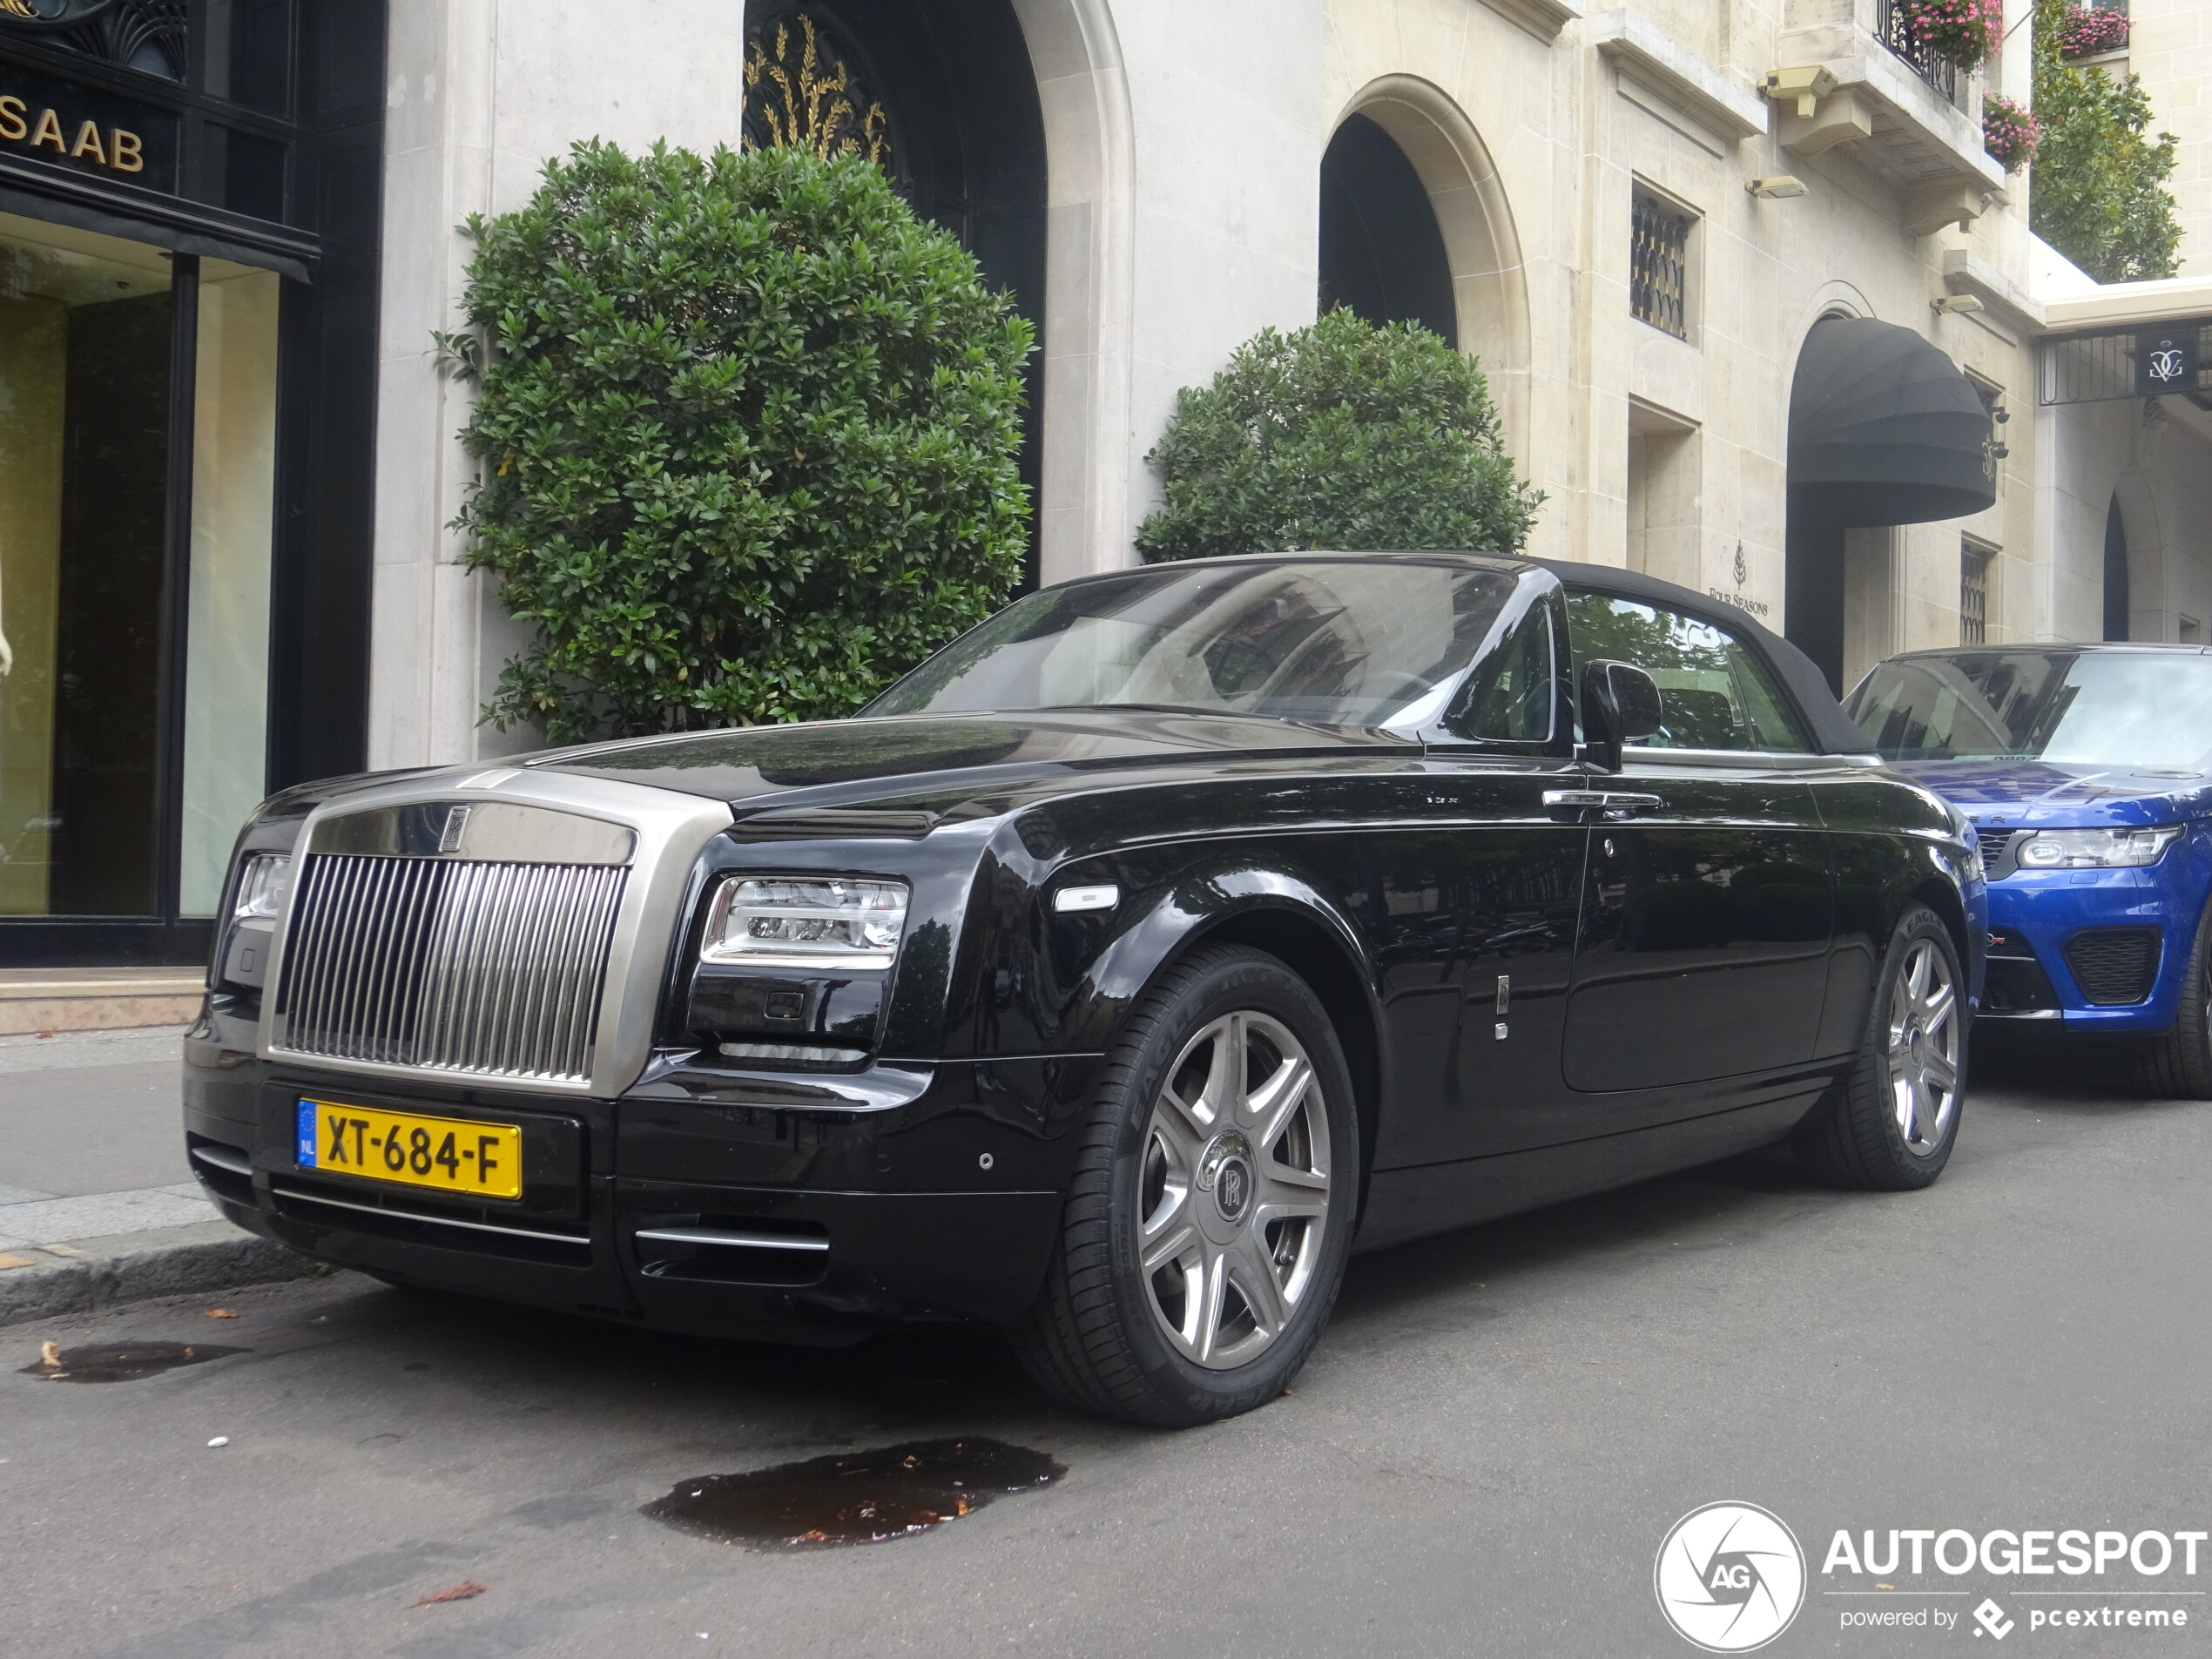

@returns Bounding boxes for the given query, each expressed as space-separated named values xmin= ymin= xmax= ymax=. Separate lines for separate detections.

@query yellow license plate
xmin=295 ymin=1099 xmax=523 ymax=1200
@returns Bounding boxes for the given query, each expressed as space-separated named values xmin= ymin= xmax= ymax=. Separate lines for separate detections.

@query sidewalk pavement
xmin=0 ymin=1024 xmax=314 ymax=1325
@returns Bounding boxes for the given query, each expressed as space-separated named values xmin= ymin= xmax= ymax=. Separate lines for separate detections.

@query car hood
xmin=1889 ymin=758 xmax=2212 ymax=828
xmin=524 ymin=708 xmax=1416 ymax=812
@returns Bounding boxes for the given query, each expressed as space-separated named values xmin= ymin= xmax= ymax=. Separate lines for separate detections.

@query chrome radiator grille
xmin=273 ymin=854 xmax=629 ymax=1083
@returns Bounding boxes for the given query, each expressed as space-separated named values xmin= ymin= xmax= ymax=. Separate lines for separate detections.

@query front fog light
xmin=702 ymin=877 xmax=910 ymax=968
xmin=2017 ymin=826 xmax=2183 ymax=869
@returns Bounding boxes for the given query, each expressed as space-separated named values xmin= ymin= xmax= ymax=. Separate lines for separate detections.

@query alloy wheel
xmin=1886 ymin=937 xmax=1961 ymax=1156
xmin=1136 ymin=1010 xmax=1332 ymax=1369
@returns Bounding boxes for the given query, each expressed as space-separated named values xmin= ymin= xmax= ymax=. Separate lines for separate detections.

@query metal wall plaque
xmin=2137 ymin=328 xmax=2200 ymax=397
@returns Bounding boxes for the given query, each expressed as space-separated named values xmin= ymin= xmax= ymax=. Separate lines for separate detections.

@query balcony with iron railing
xmin=1775 ymin=0 xmax=2006 ymax=234
xmin=1872 ymin=0 xmax=1960 ymax=105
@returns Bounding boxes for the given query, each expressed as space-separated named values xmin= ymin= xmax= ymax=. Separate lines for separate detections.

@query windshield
xmin=867 ymin=560 xmax=1524 ymax=729
xmin=1847 ymin=651 xmax=2212 ymax=770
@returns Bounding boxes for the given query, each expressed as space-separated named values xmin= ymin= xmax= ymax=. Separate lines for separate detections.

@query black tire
xmin=1794 ymin=902 xmax=1966 ymax=1190
xmin=1011 ymin=945 xmax=1359 ymax=1427
xmin=2128 ymin=897 xmax=2212 ymax=1098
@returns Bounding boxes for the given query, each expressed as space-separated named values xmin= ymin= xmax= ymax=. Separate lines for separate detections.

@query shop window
xmin=0 ymin=215 xmax=172 ymax=915
xmin=1960 ymin=537 xmax=1994 ymax=645
xmin=183 ymin=261 xmax=280 ymax=918
xmin=1630 ymin=190 xmax=1694 ymax=341
xmin=0 ymin=214 xmax=275 ymax=921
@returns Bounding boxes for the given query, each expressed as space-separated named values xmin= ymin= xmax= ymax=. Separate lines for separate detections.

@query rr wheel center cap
xmin=1196 ymin=1130 xmax=1256 ymax=1226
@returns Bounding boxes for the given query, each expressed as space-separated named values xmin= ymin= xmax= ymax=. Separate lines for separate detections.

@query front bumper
xmin=185 ymin=1017 xmax=1099 ymax=1345
xmin=1980 ymin=860 xmax=2206 ymax=1034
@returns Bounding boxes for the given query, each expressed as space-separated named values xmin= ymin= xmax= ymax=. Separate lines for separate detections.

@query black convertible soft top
xmin=1534 ymin=556 xmax=1873 ymax=759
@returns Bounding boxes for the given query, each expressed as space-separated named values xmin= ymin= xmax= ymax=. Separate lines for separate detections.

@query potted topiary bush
xmin=441 ymin=139 xmax=1035 ymax=740
xmin=1136 ymin=308 xmax=1542 ymax=563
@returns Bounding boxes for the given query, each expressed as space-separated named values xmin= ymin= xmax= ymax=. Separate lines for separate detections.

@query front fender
xmin=939 ymin=835 xmax=1385 ymax=1062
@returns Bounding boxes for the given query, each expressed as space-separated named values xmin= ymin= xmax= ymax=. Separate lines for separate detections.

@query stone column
xmin=369 ymin=0 xmax=750 ymax=769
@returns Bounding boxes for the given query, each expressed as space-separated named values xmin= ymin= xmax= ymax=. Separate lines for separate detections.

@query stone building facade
xmin=2028 ymin=3 xmax=2212 ymax=652
xmin=3 ymin=0 xmax=2207 ymax=967
xmin=370 ymin=0 xmax=2052 ymax=781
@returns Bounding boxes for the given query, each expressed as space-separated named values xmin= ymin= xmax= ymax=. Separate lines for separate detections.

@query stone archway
xmin=1008 ymin=0 xmax=1136 ymax=585
xmin=1332 ymin=75 xmax=1533 ymax=464
xmin=2112 ymin=469 xmax=2173 ymax=640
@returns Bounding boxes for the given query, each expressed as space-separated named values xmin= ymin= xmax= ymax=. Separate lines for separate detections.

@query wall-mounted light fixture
xmin=1932 ymin=293 xmax=1986 ymax=314
xmin=1747 ymin=176 xmax=1809 ymax=199
xmin=1762 ymin=66 xmax=1839 ymax=118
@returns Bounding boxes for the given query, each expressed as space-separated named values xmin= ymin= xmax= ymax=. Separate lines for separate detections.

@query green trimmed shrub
xmin=1136 ymin=309 xmax=1542 ymax=563
xmin=443 ymin=139 xmax=1035 ymax=740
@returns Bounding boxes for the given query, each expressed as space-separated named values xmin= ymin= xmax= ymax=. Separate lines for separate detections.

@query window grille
xmin=1960 ymin=542 xmax=1993 ymax=645
xmin=1630 ymin=196 xmax=1691 ymax=341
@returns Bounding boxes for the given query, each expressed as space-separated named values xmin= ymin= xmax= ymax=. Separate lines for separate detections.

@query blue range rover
xmin=1847 ymin=644 xmax=2212 ymax=1094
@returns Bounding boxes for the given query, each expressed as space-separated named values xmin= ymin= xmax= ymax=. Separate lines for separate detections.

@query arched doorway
xmin=1784 ymin=315 xmax=1996 ymax=691
xmin=1326 ymin=78 xmax=1532 ymax=461
xmin=2105 ymin=494 xmax=2131 ymax=641
xmin=1319 ymin=113 xmax=1456 ymax=345
xmin=744 ymin=2 xmax=1049 ymax=578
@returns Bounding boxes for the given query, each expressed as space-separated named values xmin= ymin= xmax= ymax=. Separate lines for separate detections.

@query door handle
xmin=1542 ymin=789 xmax=1663 ymax=820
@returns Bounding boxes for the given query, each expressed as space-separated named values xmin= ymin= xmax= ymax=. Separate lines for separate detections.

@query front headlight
xmin=233 ymin=853 xmax=292 ymax=919
xmin=701 ymin=876 xmax=910 ymax=969
xmin=2015 ymin=826 xmax=2184 ymax=869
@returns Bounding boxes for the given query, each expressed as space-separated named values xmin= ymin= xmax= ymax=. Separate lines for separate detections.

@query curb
xmin=0 ymin=1219 xmax=320 ymax=1327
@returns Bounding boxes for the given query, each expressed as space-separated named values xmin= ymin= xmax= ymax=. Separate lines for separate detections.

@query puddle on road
xmin=644 ymin=1436 xmax=1064 ymax=1548
xmin=22 ymin=1340 xmax=246 ymax=1383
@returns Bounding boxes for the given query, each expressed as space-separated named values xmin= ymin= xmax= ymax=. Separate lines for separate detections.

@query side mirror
xmin=1581 ymin=658 xmax=1664 ymax=771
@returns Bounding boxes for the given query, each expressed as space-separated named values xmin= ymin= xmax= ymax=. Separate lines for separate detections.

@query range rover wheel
xmin=1013 ymin=945 xmax=1359 ymax=1427
xmin=2128 ymin=896 xmax=2212 ymax=1099
xmin=1794 ymin=903 xmax=1965 ymax=1190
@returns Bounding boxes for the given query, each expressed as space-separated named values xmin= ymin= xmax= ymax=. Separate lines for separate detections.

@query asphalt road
xmin=5 ymin=1040 xmax=2209 ymax=1659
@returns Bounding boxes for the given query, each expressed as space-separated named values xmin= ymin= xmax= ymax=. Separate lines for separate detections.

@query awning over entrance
xmin=1788 ymin=315 xmax=1995 ymax=528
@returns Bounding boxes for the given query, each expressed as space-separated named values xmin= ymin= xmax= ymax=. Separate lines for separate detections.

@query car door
xmin=1371 ymin=583 xmax=1592 ymax=1169
xmin=1558 ymin=590 xmax=1835 ymax=1098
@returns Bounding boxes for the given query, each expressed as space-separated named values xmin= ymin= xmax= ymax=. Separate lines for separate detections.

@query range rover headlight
xmin=702 ymin=877 xmax=910 ymax=969
xmin=2015 ymin=826 xmax=2183 ymax=869
xmin=233 ymin=853 xmax=292 ymax=919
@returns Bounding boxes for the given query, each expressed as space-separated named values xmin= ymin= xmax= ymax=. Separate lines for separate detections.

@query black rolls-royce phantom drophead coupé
xmin=185 ymin=552 xmax=1986 ymax=1425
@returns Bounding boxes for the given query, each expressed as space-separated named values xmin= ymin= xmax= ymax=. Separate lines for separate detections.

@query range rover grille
xmin=273 ymin=854 xmax=628 ymax=1082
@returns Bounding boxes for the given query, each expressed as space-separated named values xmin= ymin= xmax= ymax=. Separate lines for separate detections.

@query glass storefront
xmin=0 ymin=3 xmax=386 ymax=963
xmin=185 ymin=256 xmax=279 ymax=917
xmin=0 ymin=213 xmax=276 ymax=921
